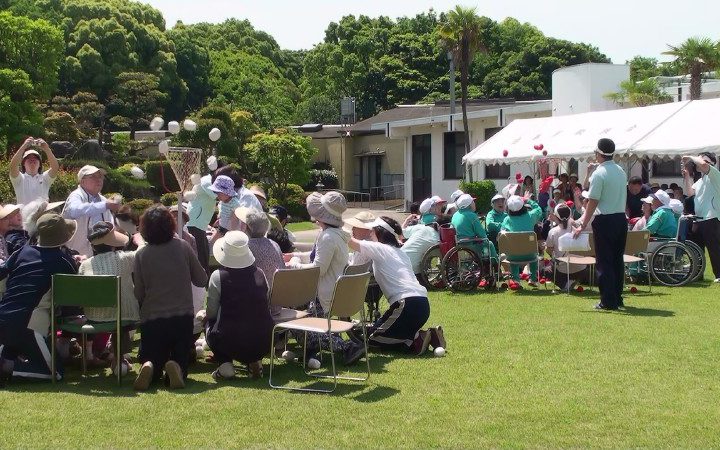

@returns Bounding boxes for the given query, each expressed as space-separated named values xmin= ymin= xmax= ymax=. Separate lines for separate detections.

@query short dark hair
xmin=409 ymin=202 xmax=420 ymax=215
xmin=267 ymin=227 xmax=294 ymax=253
xmin=212 ymin=164 xmax=242 ymax=187
xmin=700 ymin=152 xmax=717 ymax=166
xmin=139 ymin=205 xmax=176 ymax=245
xmin=628 ymin=176 xmax=642 ymax=185
xmin=21 ymin=154 xmax=43 ymax=174
xmin=372 ymin=216 xmax=402 ymax=248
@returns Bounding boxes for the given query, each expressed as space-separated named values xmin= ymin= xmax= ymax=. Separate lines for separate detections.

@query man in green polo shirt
xmin=682 ymin=152 xmax=720 ymax=282
xmin=574 ymin=138 xmax=627 ymax=310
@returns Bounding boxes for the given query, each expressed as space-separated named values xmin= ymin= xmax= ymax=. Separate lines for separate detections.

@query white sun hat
xmin=212 ymin=230 xmax=255 ymax=269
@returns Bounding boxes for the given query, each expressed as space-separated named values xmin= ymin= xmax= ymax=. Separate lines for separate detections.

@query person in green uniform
xmin=500 ymin=195 xmax=543 ymax=286
xmin=643 ymin=190 xmax=678 ymax=238
xmin=451 ymin=194 xmax=497 ymax=259
xmin=485 ymin=194 xmax=506 ymax=246
xmin=418 ymin=196 xmax=447 ymax=225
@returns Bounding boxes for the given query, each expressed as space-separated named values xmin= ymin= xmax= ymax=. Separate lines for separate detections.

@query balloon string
xmin=159 ymin=157 xmax=172 ymax=194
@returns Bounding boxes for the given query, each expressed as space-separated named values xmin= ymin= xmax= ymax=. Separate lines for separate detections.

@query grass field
xmin=285 ymin=221 xmax=318 ymax=232
xmin=2 ymin=271 xmax=720 ymax=448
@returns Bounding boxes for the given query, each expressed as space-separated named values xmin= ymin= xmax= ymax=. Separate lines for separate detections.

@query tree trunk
xmin=460 ymin=41 xmax=473 ymax=182
xmin=690 ymin=63 xmax=702 ymax=100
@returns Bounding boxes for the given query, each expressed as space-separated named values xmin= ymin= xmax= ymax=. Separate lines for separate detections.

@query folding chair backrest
xmin=269 ymin=267 xmax=321 ymax=309
xmin=625 ymin=230 xmax=650 ymax=255
xmin=571 ymin=232 xmax=596 ymax=257
xmin=328 ymin=273 xmax=371 ymax=318
xmin=52 ymin=274 xmax=119 ymax=308
xmin=344 ymin=261 xmax=371 ymax=276
xmin=498 ymin=231 xmax=538 ymax=257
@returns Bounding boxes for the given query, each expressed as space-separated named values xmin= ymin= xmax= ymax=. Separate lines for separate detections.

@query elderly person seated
xmin=235 ymin=207 xmax=284 ymax=295
xmin=78 ymin=222 xmax=138 ymax=374
xmin=485 ymin=194 xmax=506 ymax=246
xmin=418 ymin=196 xmax=447 ymax=225
xmin=206 ymin=231 xmax=273 ymax=380
xmin=544 ymin=204 xmax=591 ymax=291
xmin=451 ymin=194 xmax=497 ymax=260
xmin=500 ymin=195 xmax=543 ymax=289
xmin=643 ymin=190 xmax=678 ymax=239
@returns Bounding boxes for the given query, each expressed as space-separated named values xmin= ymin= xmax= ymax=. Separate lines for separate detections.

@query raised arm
xmin=38 ymin=139 xmax=59 ymax=178
xmin=9 ymin=137 xmax=34 ymax=179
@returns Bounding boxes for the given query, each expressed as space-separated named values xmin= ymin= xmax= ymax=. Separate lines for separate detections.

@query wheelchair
xmin=419 ymin=223 xmax=496 ymax=292
xmin=636 ymin=215 xmax=705 ymax=287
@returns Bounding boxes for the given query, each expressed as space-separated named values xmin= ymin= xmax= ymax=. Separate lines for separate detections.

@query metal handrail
xmin=319 ymin=189 xmax=370 ymax=208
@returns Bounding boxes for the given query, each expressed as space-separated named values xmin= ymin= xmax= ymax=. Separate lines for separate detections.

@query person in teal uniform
xmin=643 ymin=190 xmax=678 ymax=238
xmin=451 ymin=194 xmax=497 ymax=259
xmin=418 ymin=196 xmax=446 ymax=225
xmin=485 ymin=194 xmax=506 ymax=246
xmin=500 ymin=195 xmax=543 ymax=286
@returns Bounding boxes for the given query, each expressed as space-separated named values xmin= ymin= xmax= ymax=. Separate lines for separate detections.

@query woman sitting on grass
xmin=344 ymin=216 xmax=444 ymax=364
xmin=132 ymin=205 xmax=207 ymax=391
xmin=206 ymin=230 xmax=273 ymax=380
xmin=500 ymin=195 xmax=543 ymax=289
xmin=544 ymin=204 xmax=590 ymax=291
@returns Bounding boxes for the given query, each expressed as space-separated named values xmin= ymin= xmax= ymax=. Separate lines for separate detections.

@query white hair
xmin=21 ymin=199 xmax=49 ymax=237
xmin=244 ymin=210 xmax=270 ymax=238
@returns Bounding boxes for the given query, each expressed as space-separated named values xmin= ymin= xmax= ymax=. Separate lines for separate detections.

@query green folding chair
xmin=51 ymin=274 xmax=132 ymax=385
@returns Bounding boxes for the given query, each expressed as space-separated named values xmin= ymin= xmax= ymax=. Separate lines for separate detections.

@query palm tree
xmin=437 ymin=6 xmax=486 ymax=182
xmin=605 ymin=79 xmax=672 ymax=107
xmin=663 ymin=37 xmax=720 ymax=100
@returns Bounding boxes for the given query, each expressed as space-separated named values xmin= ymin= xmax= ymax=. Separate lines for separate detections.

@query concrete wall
xmin=552 ymin=63 xmax=630 ymax=116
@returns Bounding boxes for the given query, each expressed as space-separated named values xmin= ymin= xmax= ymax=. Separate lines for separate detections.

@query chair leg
xmin=50 ymin=310 xmax=56 ymax=385
xmin=81 ymin=333 xmax=87 ymax=377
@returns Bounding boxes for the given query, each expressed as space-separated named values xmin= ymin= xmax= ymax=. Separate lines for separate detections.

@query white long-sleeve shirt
xmin=62 ymin=186 xmax=113 ymax=257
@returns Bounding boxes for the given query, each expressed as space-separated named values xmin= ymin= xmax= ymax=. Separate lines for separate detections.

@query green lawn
xmin=2 ymin=274 xmax=720 ymax=448
xmin=286 ymin=221 xmax=318 ymax=232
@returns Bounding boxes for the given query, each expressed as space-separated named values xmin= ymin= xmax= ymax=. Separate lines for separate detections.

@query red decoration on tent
xmin=503 ymin=149 xmax=509 ymax=157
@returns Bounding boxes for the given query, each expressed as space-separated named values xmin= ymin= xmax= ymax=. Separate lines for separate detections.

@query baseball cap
xmin=22 ymin=149 xmax=41 ymax=159
xmin=77 ymin=165 xmax=106 ymax=182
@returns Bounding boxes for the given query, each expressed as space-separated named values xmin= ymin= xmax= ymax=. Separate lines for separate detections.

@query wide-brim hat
xmin=343 ymin=211 xmax=376 ymax=232
xmin=306 ymin=191 xmax=346 ymax=227
xmin=212 ymin=230 xmax=255 ymax=269
xmin=88 ymin=221 xmax=129 ymax=247
xmin=209 ymin=175 xmax=236 ymax=197
xmin=36 ymin=213 xmax=77 ymax=247
xmin=0 ymin=204 xmax=22 ymax=220
xmin=249 ymin=185 xmax=267 ymax=200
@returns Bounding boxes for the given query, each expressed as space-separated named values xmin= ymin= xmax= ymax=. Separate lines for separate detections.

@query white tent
xmin=463 ymin=98 xmax=720 ymax=166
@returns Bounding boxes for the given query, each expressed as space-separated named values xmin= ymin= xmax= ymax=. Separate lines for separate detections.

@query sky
xmin=139 ymin=0 xmax=719 ymax=64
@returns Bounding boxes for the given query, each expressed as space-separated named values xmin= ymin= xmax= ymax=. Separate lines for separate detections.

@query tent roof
xmin=463 ymin=98 xmax=720 ymax=166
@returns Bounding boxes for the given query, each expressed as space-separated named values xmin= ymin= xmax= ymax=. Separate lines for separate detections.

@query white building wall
xmin=552 ymin=63 xmax=630 ymax=116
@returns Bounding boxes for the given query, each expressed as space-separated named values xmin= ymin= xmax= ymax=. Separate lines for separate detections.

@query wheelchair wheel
xmin=649 ymin=242 xmax=695 ymax=287
xmin=683 ymin=240 xmax=706 ymax=282
xmin=441 ymin=246 xmax=482 ymax=292
xmin=419 ymin=244 xmax=445 ymax=290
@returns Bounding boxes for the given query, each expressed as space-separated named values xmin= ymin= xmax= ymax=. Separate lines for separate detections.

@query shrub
xmin=269 ymin=183 xmax=309 ymax=221
xmin=459 ymin=180 xmax=497 ymax=215
xmin=304 ymin=169 xmax=338 ymax=190
xmin=160 ymin=192 xmax=178 ymax=206
xmin=48 ymin=170 xmax=78 ymax=202
xmin=60 ymin=158 xmax=154 ymax=200
xmin=126 ymin=198 xmax=155 ymax=217
xmin=144 ymin=160 xmax=180 ymax=193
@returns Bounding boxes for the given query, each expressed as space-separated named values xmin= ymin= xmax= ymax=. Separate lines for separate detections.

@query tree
xmin=109 ymin=72 xmax=166 ymax=139
xmin=44 ymin=111 xmax=82 ymax=142
xmin=0 ymin=69 xmax=43 ymax=149
xmin=663 ymin=37 xmax=720 ymax=100
xmin=627 ymin=56 xmax=661 ymax=82
xmin=605 ymin=78 xmax=672 ymax=107
xmin=295 ymin=95 xmax=340 ymax=124
xmin=246 ymin=129 xmax=317 ymax=202
xmin=438 ymin=6 xmax=486 ymax=182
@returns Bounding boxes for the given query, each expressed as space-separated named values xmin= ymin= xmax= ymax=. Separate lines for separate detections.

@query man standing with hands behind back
xmin=574 ymin=138 xmax=627 ymax=310
xmin=682 ymin=152 xmax=720 ymax=282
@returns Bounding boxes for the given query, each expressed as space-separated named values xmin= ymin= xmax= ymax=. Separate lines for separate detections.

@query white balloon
xmin=150 ymin=117 xmax=164 ymax=131
xmin=190 ymin=174 xmax=201 ymax=185
xmin=130 ymin=165 xmax=145 ymax=179
xmin=206 ymin=155 xmax=218 ymax=171
xmin=183 ymin=119 xmax=197 ymax=131
xmin=434 ymin=347 xmax=446 ymax=357
xmin=158 ymin=139 xmax=170 ymax=155
xmin=208 ymin=127 xmax=221 ymax=142
xmin=168 ymin=121 xmax=181 ymax=135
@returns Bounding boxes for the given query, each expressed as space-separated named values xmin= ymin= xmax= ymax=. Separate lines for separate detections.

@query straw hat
xmin=88 ymin=221 xmax=129 ymax=247
xmin=306 ymin=191 xmax=346 ymax=227
xmin=212 ymin=230 xmax=255 ymax=269
xmin=343 ymin=211 xmax=376 ymax=231
xmin=36 ymin=213 xmax=76 ymax=247
xmin=0 ymin=204 xmax=22 ymax=220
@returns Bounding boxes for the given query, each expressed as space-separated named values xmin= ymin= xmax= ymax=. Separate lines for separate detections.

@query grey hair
xmin=244 ymin=210 xmax=270 ymax=238
xmin=22 ymin=199 xmax=48 ymax=237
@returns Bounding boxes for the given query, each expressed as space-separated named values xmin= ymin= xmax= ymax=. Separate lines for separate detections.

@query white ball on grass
xmin=434 ymin=347 xmax=446 ymax=357
xmin=281 ymin=350 xmax=296 ymax=361
xmin=307 ymin=358 xmax=321 ymax=369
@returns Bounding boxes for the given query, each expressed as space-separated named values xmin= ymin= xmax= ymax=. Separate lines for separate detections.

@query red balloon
xmin=503 ymin=149 xmax=509 ymax=157
xmin=538 ymin=144 xmax=544 ymax=150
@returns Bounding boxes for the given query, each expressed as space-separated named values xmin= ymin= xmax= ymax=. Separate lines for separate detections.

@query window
xmin=486 ymin=163 xmax=510 ymax=179
xmin=484 ymin=127 xmax=503 ymax=140
xmin=653 ymin=157 xmax=682 ymax=177
xmin=443 ymin=132 xmax=465 ymax=179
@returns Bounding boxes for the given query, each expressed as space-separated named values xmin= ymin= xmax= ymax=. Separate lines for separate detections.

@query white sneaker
xmin=212 ymin=362 xmax=235 ymax=381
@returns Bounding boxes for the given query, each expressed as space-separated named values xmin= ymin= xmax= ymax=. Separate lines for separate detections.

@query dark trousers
xmin=139 ymin=315 xmax=193 ymax=383
xmin=592 ymin=213 xmax=627 ymax=309
xmin=369 ymin=297 xmax=430 ymax=351
xmin=690 ymin=218 xmax=720 ymax=279
xmin=188 ymin=226 xmax=210 ymax=277
xmin=0 ymin=326 xmax=61 ymax=381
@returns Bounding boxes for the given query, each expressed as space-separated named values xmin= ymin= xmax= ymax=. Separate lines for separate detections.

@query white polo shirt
xmin=10 ymin=170 xmax=55 ymax=205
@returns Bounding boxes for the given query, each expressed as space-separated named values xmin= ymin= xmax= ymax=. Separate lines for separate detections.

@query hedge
xmin=459 ymin=180 xmax=497 ymax=215
xmin=268 ymin=183 xmax=309 ymax=221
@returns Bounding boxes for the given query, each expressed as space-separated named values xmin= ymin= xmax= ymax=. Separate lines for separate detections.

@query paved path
xmin=293 ymin=207 xmax=409 ymax=244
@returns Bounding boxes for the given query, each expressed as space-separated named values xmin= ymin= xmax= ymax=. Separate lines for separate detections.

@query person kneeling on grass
xmin=500 ymin=195 xmax=543 ymax=288
xmin=544 ymin=204 xmax=591 ymax=291
xmin=344 ymin=216 xmax=444 ymax=364
xmin=0 ymin=213 xmax=77 ymax=386
xmin=132 ymin=206 xmax=208 ymax=391
xmin=206 ymin=231 xmax=273 ymax=380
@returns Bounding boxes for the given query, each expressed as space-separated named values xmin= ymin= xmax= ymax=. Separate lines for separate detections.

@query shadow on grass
xmin=578 ymin=306 xmax=675 ymax=317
